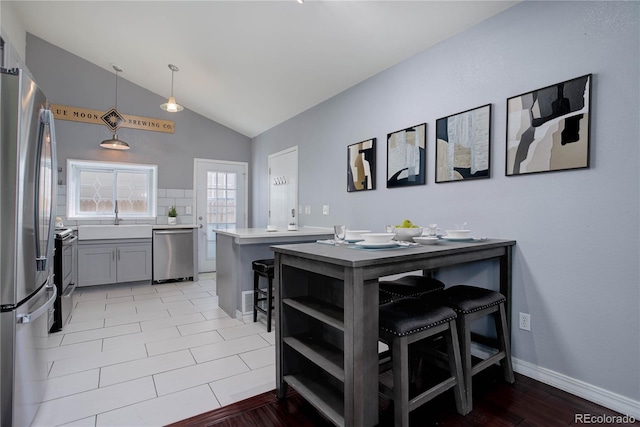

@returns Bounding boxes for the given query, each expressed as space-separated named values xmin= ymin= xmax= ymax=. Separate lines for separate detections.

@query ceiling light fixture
xmin=160 ymin=64 xmax=184 ymax=112
xmin=297 ymin=0 xmax=304 ymax=4
xmin=100 ymin=64 xmax=130 ymax=150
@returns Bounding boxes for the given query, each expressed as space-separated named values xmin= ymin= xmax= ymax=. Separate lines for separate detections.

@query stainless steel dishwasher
xmin=153 ymin=229 xmax=194 ymax=282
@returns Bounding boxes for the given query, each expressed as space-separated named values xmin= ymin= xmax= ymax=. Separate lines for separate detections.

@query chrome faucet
xmin=114 ymin=200 xmax=120 ymax=225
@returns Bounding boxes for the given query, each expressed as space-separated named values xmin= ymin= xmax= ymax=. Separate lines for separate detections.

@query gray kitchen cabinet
xmin=77 ymin=239 xmax=152 ymax=287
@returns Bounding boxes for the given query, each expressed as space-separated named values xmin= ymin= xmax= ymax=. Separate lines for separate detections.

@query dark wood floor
xmin=169 ymin=367 xmax=638 ymax=427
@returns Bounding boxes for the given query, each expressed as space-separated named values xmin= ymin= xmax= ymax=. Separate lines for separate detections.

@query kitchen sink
xmin=77 ymin=224 xmax=152 ymax=240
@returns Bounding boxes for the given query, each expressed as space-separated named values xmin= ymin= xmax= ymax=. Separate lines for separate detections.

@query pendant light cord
xmin=170 ymin=70 xmax=175 ymax=97
xmin=114 ymin=69 xmax=118 ymax=109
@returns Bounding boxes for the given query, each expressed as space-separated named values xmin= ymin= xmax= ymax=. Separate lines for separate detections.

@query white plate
xmin=414 ymin=237 xmax=439 ymax=245
xmin=266 ymin=229 xmax=277 ymax=232
xmin=344 ymin=238 xmax=364 ymax=243
xmin=355 ymin=241 xmax=399 ymax=249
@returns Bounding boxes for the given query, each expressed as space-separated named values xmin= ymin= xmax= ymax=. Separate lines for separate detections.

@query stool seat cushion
xmin=379 ymin=276 xmax=445 ymax=298
xmin=252 ymin=259 xmax=275 ymax=275
xmin=429 ymin=285 xmax=505 ymax=314
xmin=379 ymin=289 xmax=394 ymax=305
xmin=380 ymin=298 xmax=457 ymax=337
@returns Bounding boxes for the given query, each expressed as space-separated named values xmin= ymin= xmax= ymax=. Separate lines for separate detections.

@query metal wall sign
xmin=51 ymin=104 xmax=175 ymax=134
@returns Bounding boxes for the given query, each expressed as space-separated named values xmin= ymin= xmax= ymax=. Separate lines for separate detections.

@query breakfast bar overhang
xmin=272 ymin=238 xmax=516 ymax=427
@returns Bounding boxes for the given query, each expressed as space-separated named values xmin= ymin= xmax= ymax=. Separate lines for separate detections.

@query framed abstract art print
xmin=436 ymin=104 xmax=491 ymax=183
xmin=506 ymin=74 xmax=591 ymax=176
xmin=386 ymin=123 xmax=426 ymax=188
xmin=347 ymin=138 xmax=376 ymax=192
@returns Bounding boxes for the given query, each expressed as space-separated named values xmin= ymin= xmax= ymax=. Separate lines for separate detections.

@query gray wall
xmin=252 ymin=0 xmax=639 ymax=409
xmin=26 ymin=34 xmax=252 ymax=192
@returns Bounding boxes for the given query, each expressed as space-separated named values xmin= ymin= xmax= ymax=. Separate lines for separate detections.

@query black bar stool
xmin=379 ymin=276 xmax=445 ymax=304
xmin=252 ymin=258 xmax=275 ymax=332
xmin=379 ymin=298 xmax=468 ymax=426
xmin=426 ymin=285 xmax=514 ymax=411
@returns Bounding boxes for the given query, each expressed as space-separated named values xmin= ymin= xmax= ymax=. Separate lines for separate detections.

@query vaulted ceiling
xmin=7 ymin=1 xmax=519 ymax=137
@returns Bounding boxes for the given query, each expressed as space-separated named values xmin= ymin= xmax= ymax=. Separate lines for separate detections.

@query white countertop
xmin=214 ymin=227 xmax=333 ymax=241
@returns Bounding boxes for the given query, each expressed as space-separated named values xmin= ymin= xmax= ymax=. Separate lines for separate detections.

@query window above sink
xmin=66 ymin=159 xmax=157 ymax=220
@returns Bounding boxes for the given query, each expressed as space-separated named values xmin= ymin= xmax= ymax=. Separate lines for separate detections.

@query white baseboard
xmin=512 ymin=357 xmax=640 ymax=419
xmin=469 ymin=344 xmax=639 ymax=418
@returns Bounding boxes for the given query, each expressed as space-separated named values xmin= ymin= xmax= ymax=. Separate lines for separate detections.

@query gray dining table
xmin=272 ymin=238 xmax=516 ymax=427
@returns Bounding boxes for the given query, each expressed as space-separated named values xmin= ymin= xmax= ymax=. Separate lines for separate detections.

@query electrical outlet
xmin=304 ymin=205 xmax=311 ymax=214
xmin=299 ymin=205 xmax=304 ymax=215
xmin=322 ymin=205 xmax=330 ymax=215
xmin=185 ymin=206 xmax=192 ymax=215
xmin=519 ymin=312 xmax=531 ymax=331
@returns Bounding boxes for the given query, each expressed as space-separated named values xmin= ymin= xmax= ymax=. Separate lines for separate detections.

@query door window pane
xmin=207 ymin=171 xmax=237 ymax=227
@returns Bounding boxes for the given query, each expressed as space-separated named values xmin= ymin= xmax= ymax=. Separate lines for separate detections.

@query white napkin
xmin=396 ymin=241 xmax=420 ymax=247
xmin=317 ymin=239 xmax=336 ymax=245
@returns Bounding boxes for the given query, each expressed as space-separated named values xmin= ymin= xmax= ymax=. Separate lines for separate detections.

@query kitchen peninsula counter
xmin=214 ymin=227 xmax=333 ymax=318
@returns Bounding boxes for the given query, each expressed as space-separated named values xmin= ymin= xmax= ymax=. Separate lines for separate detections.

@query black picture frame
xmin=347 ymin=138 xmax=376 ymax=192
xmin=506 ymin=74 xmax=592 ymax=176
xmin=386 ymin=123 xmax=426 ymax=188
xmin=435 ymin=104 xmax=491 ymax=183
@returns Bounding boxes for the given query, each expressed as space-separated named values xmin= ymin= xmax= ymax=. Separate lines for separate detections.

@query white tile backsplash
xmin=55 ymin=185 xmax=195 ymax=226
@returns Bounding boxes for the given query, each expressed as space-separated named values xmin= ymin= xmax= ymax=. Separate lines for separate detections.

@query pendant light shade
xmin=100 ymin=133 xmax=130 ymax=150
xmin=160 ymin=64 xmax=184 ymax=112
xmin=101 ymin=65 xmax=130 ymax=150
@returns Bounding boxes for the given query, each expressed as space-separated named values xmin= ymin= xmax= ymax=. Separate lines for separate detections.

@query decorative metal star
xmin=101 ymin=108 xmax=125 ymax=132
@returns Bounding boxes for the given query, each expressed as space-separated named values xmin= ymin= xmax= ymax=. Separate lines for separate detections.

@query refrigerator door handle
xmin=17 ymin=284 xmax=57 ymax=324
xmin=34 ymin=108 xmax=58 ymax=271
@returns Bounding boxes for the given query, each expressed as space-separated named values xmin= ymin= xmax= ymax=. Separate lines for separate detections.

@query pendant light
xmin=100 ymin=64 xmax=130 ymax=150
xmin=160 ymin=64 xmax=184 ymax=112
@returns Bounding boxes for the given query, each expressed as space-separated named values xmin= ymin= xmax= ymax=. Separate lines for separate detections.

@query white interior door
xmin=268 ymin=146 xmax=298 ymax=229
xmin=194 ymin=159 xmax=247 ymax=272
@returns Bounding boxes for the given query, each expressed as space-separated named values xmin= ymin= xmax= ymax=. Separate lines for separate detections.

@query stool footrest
xmin=470 ymin=351 xmax=506 ymax=376
xmin=410 ymin=377 xmax=458 ymax=411
xmin=255 ymin=305 xmax=272 ymax=315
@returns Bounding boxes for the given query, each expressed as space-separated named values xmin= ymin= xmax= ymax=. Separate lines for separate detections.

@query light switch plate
xmin=186 ymin=206 xmax=192 ymax=215
xmin=322 ymin=205 xmax=330 ymax=215
xmin=304 ymin=205 xmax=311 ymax=214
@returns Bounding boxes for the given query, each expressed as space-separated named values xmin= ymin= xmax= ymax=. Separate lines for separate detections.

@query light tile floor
xmin=33 ymin=273 xmax=276 ymax=427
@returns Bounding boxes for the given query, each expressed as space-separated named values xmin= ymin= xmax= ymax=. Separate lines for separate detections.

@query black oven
xmin=50 ymin=228 xmax=77 ymax=332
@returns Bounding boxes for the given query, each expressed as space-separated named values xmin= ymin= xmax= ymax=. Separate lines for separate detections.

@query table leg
xmin=499 ymin=246 xmax=513 ymax=333
xmin=343 ymin=268 xmax=379 ymax=426
xmin=274 ymin=253 xmax=287 ymax=399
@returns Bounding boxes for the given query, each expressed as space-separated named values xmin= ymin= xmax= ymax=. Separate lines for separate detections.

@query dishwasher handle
xmin=154 ymin=230 xmax=192 ymax=235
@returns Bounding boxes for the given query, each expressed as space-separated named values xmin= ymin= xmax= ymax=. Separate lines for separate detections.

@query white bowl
xmin=344 ymin=229 xmax=371 ymax=241
xmin=445 ymin=229 xmax=471 ymax=238
xmin=393 ymin=227 xmax=423 ymax=242
xmin=414 ymin=236 xmax=439 ymax=245
xmin=360 ymin=233 xmax=395 ymax=244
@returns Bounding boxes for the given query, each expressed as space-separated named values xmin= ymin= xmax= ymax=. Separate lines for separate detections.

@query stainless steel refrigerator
xmin=1 ymin=67 xmax=58 ymax=426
